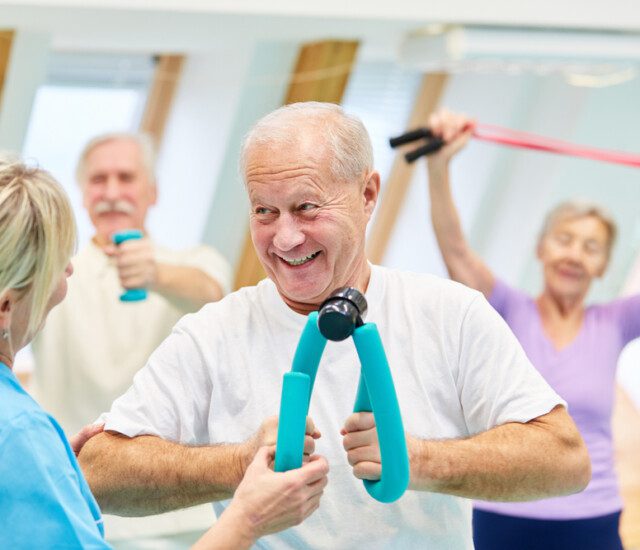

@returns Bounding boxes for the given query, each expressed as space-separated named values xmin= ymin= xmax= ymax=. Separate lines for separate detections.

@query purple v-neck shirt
xmin=475 ymin=279 xmax=640 ymax=520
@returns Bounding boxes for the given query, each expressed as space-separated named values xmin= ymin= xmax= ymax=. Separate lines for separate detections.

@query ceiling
xmin=1 ymin=0 xmax=639 ymax=54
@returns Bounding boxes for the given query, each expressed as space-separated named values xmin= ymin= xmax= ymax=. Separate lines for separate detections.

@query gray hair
xmin=75 ymin=132 xmax=157 ymax=186
xmin=538 ymin=199 xmax=617 ymax=256
xmin=240 ymin=102 xmax=374 ymax=183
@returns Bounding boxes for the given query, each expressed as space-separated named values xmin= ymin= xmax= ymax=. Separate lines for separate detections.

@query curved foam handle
xmin=275 ymin=313 xmax=326 ymax=472
xmin=112 ymin=230 xmax=147 ymax=302
xmin=274 ymin=372 xmax=310 ymax=472
xmin=352 ymin=323 xmax=409 ymax=503
xmin=291 ymin=311 xmax=327 ymax=397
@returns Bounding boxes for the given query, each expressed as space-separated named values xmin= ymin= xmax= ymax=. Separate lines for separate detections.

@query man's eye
xmin=255 ymin=207 xmax=271 ymax=215
xmin=299 ymin=203 xmax=316 ymax=211
xmin=555 ymin=233 xmax=571 ymax=245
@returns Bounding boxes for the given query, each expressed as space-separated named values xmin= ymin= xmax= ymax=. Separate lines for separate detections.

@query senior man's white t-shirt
xmin=102 ymin=265 xmax=564 ymax=549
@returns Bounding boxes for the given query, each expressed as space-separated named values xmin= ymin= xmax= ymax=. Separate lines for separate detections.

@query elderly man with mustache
xmin=31 ymin=133 xmax=231 ymax=544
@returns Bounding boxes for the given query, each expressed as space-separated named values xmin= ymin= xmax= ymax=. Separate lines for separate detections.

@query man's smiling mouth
xmin=279 ymin=251 xmax=321 ymax=266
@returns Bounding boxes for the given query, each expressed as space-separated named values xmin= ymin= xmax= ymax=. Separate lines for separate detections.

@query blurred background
xmin=1 ymin=1 xmax=639 ymax=546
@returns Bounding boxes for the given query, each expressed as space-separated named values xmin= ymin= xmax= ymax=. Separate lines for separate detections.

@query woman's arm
xmin=192 ymin=447 xmax=329 ymax=550
xmin=426 ymin=109 xmax=495 ymax=299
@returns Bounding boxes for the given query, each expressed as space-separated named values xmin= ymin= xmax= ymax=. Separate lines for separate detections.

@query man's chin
xmin=96 ymin=220 xmax=135 ymax=238
xmin=279 ymin=284 xmax=337 ymax=310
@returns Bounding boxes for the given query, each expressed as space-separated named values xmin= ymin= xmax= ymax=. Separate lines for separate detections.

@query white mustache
xmin=93 ymin=200 xmax=135 ymax=215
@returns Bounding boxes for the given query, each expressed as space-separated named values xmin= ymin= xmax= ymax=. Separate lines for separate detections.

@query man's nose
xmin=104 ymin=178 xmax=121 ymax=200
xmin=273 ymin=216 xmax=305 ymax=251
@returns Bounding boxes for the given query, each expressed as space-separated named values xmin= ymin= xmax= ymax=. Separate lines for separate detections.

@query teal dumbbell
xmin=112 ymin=230 xmax=147 ymax=302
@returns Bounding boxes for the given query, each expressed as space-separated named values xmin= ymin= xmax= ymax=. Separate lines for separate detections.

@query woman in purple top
xmin=424 ymin=109 xmax=640 ymax=550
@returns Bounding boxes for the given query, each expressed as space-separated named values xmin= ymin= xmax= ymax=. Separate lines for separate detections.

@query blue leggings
xmin=473 ymin=509 xmax=623 ymax=550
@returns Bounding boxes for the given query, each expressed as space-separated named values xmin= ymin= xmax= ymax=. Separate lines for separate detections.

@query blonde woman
xmin=0 ymin=156 xmax=328 ymax=549
xmin=425 ymin=109 xmax=638 ymax=550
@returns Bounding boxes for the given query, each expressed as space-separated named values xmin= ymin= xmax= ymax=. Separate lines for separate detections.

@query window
xmin=22 ymin=52 xmax=154 ymax=249
xmin=16 ymin=52 xmax=153 ymax=374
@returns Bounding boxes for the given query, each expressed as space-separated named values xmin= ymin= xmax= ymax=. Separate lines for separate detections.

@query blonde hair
xmin=75 ymin=132 xmax=157 ymax=185
xmin=538 ymin=199 xmax=617 ymax=257
xmin=0 ymin=155 xmax=76 ymax=336
xmin=240 ymin=102 xmax=374 ymax=183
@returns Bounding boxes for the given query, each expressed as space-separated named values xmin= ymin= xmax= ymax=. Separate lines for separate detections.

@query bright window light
xmin=22 ymin=85 xmax=146 ymax=248
xmin=16 ymin=52 xmax=152 ymax=374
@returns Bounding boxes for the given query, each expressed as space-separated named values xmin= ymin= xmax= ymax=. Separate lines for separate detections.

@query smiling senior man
xmin=79 ymin=102 xmax=590 ymax=549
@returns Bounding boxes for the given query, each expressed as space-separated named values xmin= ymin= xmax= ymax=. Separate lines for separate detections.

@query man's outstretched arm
xmin=79 ymin=432 xmax=244 ymax=516
xmin=342 ymin=405 xmax=591 ymax=502
xmin=78 ymin=416 xmax=319 ymax=516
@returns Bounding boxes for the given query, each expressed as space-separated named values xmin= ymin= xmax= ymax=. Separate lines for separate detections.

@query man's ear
xmin=363 ymin=171 xmax=380 ymax=219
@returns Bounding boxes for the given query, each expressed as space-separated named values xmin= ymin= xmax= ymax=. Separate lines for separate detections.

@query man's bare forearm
xmin=154 ymin=263 xmax=223 ymax=309
xmin=408 ymin=406 xmax=591 ymax=501
xmin=79 ymin=432 xmax=247 ymax=516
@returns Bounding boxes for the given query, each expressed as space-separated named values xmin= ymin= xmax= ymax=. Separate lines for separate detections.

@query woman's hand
xmin=193 ymin=446 xmax=329 ymax=549
xmin=427 ymin=108 xmax=476 ymax=168
xmin=69 ymin=423 xmax=104 ymax=457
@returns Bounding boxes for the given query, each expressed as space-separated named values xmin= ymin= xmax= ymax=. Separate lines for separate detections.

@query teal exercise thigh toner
xmin=112 ymin=229 xmax=147 ymax=302
xmin=275 ymin=288 xmax=409 ymax=503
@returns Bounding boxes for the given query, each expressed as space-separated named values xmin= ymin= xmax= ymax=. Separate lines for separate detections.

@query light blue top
xmin=0 ymin=362 xmax=109 ymax=549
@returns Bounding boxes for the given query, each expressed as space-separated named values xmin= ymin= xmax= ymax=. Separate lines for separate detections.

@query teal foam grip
xmin=291 ymin=312 xmax=327 ymax=398
xmin=112 ymin=230 xmax=147 ymax=302
xmin=354 ymin=371 xmax=372 ymax=412
xmin=352 ymin=323 xmax=409 ymax=503
xmin=275 ymin=313 xmax=325 ymax=471
xmin=274 ymin=372 xmax=311 ymax=472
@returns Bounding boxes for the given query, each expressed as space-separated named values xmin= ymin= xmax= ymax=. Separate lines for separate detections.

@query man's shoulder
xmin=375 ymin=264 xmax=482 ymax=303
xmin=71 ymin=241 xmax=103 ymax=265
xmin=367 ymin=265 xmax=485 ymax=330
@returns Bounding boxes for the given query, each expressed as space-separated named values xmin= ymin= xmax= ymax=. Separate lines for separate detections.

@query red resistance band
xmin=472 ymin=123 xmax=640 ymax=169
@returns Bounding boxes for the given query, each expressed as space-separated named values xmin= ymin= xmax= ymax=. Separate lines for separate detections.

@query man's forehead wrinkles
xmin=246 ymin=163 xmax=320 ymax=178
xmin=248 ymin=177 xmax=324 ymax=201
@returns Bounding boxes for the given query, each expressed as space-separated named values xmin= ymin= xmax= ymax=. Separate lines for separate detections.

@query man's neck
xmin=92 ymin=234 xmax=111 ymax=249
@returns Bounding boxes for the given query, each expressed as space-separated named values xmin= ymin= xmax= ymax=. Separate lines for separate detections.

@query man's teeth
xmin=283 ymin=252 xmax=319 ymax=266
